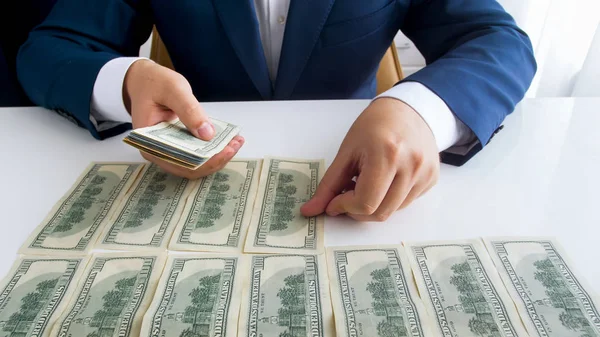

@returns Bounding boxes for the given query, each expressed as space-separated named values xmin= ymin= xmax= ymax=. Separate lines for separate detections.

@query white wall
xmin=139 ymin=36 xmax=152 ymax=58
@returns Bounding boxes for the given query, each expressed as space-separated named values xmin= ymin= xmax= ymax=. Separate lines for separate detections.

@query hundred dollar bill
xmin=169 ymin=159 xmax=261 ymax=253
xmin=244 ymin=157 xmax=325 ymax=254
xmin=484 ymin=237 xmax=600 ymax=337
xmin=139 ymin=253 xmax=247 ymax=337
xmin=51 ymin=252 xmax=165 ymax=337
xmin=238 ymin=254 xmax=334 ymax=337
xmin=124 ymin=118 xmax=240 ymax=169
xmin=0 ymin=256 xmax=88 ymax=337
xmin=19 ymin=163 xmax=145 ymax=255
xmin=326 ymin=245 xmax=436 ymax=337
xmin=96 ymin=164 xmax=196 ymax=251
xmin=405 ymin=239 xmax=530 ymax=337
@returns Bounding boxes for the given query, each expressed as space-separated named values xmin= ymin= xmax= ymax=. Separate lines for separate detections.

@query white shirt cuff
xmin=90 ymin=57 xmax=150 ymax=127
xmin=376 ymin=82 xmax=475 ymax=152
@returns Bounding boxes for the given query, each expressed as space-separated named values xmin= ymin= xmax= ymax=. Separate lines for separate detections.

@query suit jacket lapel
xmin=211 ymin=0 xmax=272 ymax=99
xmin=274 ymin=0 xmax=336 ymax=99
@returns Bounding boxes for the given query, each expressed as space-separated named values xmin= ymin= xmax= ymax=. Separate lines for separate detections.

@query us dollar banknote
xmin=0 ymin=256 xmax=88 ymax=337
xmin=405 ymin=239 xmax=530 ymax=337
xmin=97 ymin=164 xmax=196 ymax=251
xmin=124 ymin=118 xmax=241 ymax=169
xmin=484 ymin=237 xmax=600 ymax=337
xmin=244 ymin=157 xmax=324 ymax=254
xmin=139 ymin=253 xmax=247 ymax=337
xmin=51 ymin=252 xmax=165 ymax=337
xmin=326 ymin=245 xmax=437 ymax=337
xmin=238 ymin=254 xmax=334 ymax=337
xmin=19 ymin=163 xmax=145 ymax=255
xmin=169 ymin=159 xmax=261 ymax=252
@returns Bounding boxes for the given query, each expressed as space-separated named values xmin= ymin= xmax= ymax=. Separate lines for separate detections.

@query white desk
xmin=0 ymin=98 xmax=598 ymax=293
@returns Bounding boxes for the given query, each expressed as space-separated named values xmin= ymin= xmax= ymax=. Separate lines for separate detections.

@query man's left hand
xmin=301 ymin=97 xmax=440 ymax=221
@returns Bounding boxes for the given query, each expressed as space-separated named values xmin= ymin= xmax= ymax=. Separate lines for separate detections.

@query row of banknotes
xmin=18 ymin=159 xmax=325 ymax=256
xmin=123 ymin=118 xmax=241 ymax=169
xmin=1 ymin=238 xmax=598 ymax=336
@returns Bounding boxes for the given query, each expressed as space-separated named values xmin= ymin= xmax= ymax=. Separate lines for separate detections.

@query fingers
xmin=398 ymin=175 xmax=436 ymax=210
xmin=324 ymin=162 xmax=396 ymax=216
xmin=300 ymin=153 xmax=354 ymax=217
xmin=339 ymin=165 xmax=437 ymax=222
xmin=140 ymin=136 xmax=244 ymax=179
xmin=132 ymin=103 xmax=176 ymax=130
xmin=125 ymin=61 xmax=214 ymax=139
xmin=341 ymin=180 xmax=356 ymax=194
xmin=141 ymin=152 xmax=194 ymax=178
xmin=344 ymin=173 xmax=412 ymax=222
xmin=159 ymin=74 xmax=214 ymax=140
xmin=197 ymin=137 xmax=242 ymax=174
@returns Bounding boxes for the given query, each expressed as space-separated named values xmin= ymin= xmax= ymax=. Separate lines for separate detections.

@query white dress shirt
xmin=90 ymin=0 xmax=473 ymax=151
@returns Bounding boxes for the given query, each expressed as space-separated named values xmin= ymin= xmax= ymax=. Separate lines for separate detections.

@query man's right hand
xmin=123 ymin=59 xmax=244 ymax=179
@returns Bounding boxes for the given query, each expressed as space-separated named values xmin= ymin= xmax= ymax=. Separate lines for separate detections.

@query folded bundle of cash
xmin=123 ymin=117 xmax=241 ymax=169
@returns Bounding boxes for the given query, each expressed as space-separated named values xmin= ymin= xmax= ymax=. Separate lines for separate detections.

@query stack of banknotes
xmin=1 ymin=160 xmax=599 ymax=336
xmin=123 ymin=118 xmax=241 ymax=169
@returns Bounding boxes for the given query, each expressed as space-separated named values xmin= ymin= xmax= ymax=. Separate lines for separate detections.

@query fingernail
xmin=230 ymin=141 xmax=241 ymax=151
xmin=196 ymin=122 xmax=214 ymax=139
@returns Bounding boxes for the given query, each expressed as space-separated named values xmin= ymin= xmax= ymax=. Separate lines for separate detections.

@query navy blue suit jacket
xmin=16 ymin=0 xmax=536 ymax=163
xmin=0 ymin=0 xmax=57 ymax=106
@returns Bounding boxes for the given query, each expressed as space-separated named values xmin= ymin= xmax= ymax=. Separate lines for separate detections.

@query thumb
xmin=300 ymin=154 xmax=353 ymax=217
xmin=160 ymin=75 xmax=214 ymax=141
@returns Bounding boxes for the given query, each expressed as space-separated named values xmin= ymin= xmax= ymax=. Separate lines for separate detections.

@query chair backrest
xmin=149 ymin=27 xmax=403 ymax=95
xmin=376 ymin=41 xmax=404 ymax=95
xmin=149 ymin=27 xmax=175 ymax=70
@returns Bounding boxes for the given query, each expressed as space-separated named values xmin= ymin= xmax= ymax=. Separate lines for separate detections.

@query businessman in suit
xmin=17 ymin=0 xmax=536 ymax=221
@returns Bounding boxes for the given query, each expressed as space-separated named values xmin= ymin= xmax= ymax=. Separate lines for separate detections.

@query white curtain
xmin=572 ymin=22 xmax=600 ymax=97
xmin=528 ymin=0 xmax=600 ymax=97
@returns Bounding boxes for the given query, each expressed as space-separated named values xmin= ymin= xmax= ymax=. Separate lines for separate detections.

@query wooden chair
xmin=149 ymin=27 xmax=403 ymax=95
xmin=149 ymin=28 xmax=175 ymax=71
xmin=375 ymin=41 xmax=404 ymax=95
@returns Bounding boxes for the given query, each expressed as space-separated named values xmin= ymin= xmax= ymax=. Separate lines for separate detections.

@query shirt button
xmin=278 ymin=15 xmax=286 ymax=24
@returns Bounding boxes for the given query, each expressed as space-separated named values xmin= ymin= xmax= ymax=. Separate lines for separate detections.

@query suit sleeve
xmin=399 ymin=0 xmax=536 ymax=149
xmin=16 ymin=0 xmax=153 ymax=139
